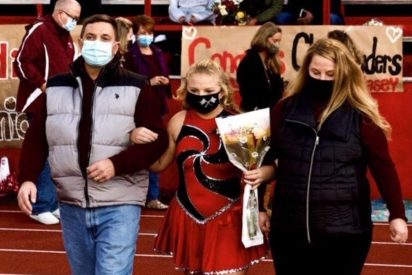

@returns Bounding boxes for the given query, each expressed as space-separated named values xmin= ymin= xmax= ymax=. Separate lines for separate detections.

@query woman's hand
xmin=150 ymin=76 xmax=169 ymax=86
xmin=243 ymin=165 xmax=275 ymax=189
xmin=130 ymin=127 xmax=158 ymax=144
xmin=259 ymin=211 xmax=270 ymax=233
xmin=389 ymin=218 xmax=408 ymax=243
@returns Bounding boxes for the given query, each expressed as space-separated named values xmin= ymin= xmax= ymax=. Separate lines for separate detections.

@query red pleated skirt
xmin=154 ymin=198 xmax=268 ymax=274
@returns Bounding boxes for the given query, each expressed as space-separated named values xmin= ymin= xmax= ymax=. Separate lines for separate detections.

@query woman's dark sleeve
xmin=361 ymin=118 xmax=407 ymax=221
xmin=258 ymin=100 xmax=286 ymax=211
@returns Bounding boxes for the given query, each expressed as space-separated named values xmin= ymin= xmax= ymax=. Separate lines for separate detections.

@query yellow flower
xmin=236 ymin=11 xmax=246 ymax=20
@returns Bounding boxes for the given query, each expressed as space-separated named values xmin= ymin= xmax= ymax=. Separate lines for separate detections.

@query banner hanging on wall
xmin=181 ymin=25 xmax=404 ymax=94
xmin=0 ymin=24 xmax=405 ymax=149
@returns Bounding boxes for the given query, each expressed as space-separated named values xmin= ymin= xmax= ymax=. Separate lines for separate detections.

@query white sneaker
xmin=52 ymin=208 xmax=60 ymax=219
xmin=30 ymin=212 xmax=60 ymax=225
xmin=146 ymin=199 xmax=168 ymax=210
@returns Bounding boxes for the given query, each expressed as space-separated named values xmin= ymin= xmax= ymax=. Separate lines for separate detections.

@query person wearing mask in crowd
xmin=14 ymin=0 xmax=81 ymax=225
xmin=131 ymin=59 xmax=273 ymax=274
xmin=16 ymin=14 xmax=168 ymax=274
xmin=236 ymin=22 xmax=284 ymax=112
xmin=268 ymin=38 xmax=408 ymax=275
xmin=168 ymin=0 xmax=216 ymax=25
xmin=327 ymin=29 xmax=364 ymax=68
xmin=239 ymin=0 xmax=283 ymax=26
xmin=124 ymin=14 xmax=171 ymax=210
xmin=276 ymin=0 xmax=343 ymax=25
xmin=115 ymin=16 xmax=134 ymax=66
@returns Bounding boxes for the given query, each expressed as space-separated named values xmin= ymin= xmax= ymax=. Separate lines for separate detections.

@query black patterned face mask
xmin=186 ymin=91 xmax=221 ymax=114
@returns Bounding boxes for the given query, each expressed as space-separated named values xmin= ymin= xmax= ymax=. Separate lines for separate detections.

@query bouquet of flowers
xmin=0 ymin=156 xmax=19 ymax=195
xmin=213 ymin=0 xmax=248 ymax=25
xmin=216 ymin=108 xmax=270 ymax=247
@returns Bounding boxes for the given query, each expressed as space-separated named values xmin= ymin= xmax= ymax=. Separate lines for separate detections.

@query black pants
xmin=269 ymin=228 xmax=372 ymax=275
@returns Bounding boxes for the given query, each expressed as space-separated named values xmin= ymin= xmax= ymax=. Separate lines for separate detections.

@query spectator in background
xmin=239 ymin=0 xmax=283 ymax=26
xmin=17 ymin=14 xmax=168 ymax=274
xmin=236 ymin=22 xmax=284 ymax=112
xmin=327 ymin=29 xmax=364 ymax=68
xmin=268 ymin=38 xmax=408 ymax=275
xmin=276 ymin=0 xmax=343 ymax=25
xmin=14 ymin=0 xmax=81 ymax=225
xmin=168 ymin=0 xmax=216 ymax=24
xmin=115 ymin=16 xmax=134 ymax=65
xmin=124 ymin=15 xmax=171 ymax=210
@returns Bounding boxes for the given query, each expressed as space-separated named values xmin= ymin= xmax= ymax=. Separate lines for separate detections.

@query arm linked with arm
xmin=150 ymin=110 xmax=186 ymax=172
xmin=110 ymin=84 xmax=168 ymax=175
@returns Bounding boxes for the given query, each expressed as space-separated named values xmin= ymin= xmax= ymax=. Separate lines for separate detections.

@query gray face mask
xmin=267 ymin=44 xmax=280 ymax=56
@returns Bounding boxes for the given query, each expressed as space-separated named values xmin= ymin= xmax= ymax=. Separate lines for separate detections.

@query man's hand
xmin=87 ymin=159 xmax=115 ymax=183
xmin=17 ymin=181 xmax=37 ymax=215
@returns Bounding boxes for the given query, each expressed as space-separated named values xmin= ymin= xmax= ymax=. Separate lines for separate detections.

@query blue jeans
xmin=32 ymin=161 xmax=58 ymax=215
xmin=147 ymin=172 xmax=160 ymax=201
xmin=59 ymin=203 xmax=141 ymax=275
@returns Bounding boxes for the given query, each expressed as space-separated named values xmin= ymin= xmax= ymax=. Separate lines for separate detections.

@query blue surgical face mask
xmin=81 ymin=40 xmax=114 ymax=67
xmin=63 ymin=17 xmax=77 ymax=32
xmin=137 ymin=34 xmax=154 ymax=47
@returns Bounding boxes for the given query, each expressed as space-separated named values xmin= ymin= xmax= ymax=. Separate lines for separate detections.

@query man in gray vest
xmin=17 ymin=14 xmax=168 ymax=274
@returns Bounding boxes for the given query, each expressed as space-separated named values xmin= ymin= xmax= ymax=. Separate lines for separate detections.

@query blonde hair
xmin=286 ymin=38 xmax=391 ymax=138
xmin=250 ymin=22 xmax=282 ymax=74
xmin=115 ymin=17 xmax=133 ymax=55
xmin=176 ymin=59 xmax=239 ymax=112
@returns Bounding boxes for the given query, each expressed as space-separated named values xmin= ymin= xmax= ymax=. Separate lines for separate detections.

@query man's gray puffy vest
xmin=45 ymin=77 xmax=148 ymax=208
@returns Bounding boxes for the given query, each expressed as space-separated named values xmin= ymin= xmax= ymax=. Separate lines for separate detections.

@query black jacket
xmin=237 ymin=49 xmax=284 ymax=112
xmin=272 ymin=95 xmax=373 ymax=241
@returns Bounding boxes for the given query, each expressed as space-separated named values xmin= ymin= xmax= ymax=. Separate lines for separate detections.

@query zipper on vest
xmin=75 ymin=76 xmax=91 ymax=207
xmin=284 ymin=119 xmax=319 ymax=244
xmin=306 ymin=134 xmax=319 ymax=244
xmin=84 ymin=82 xmax=97 ymax=208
